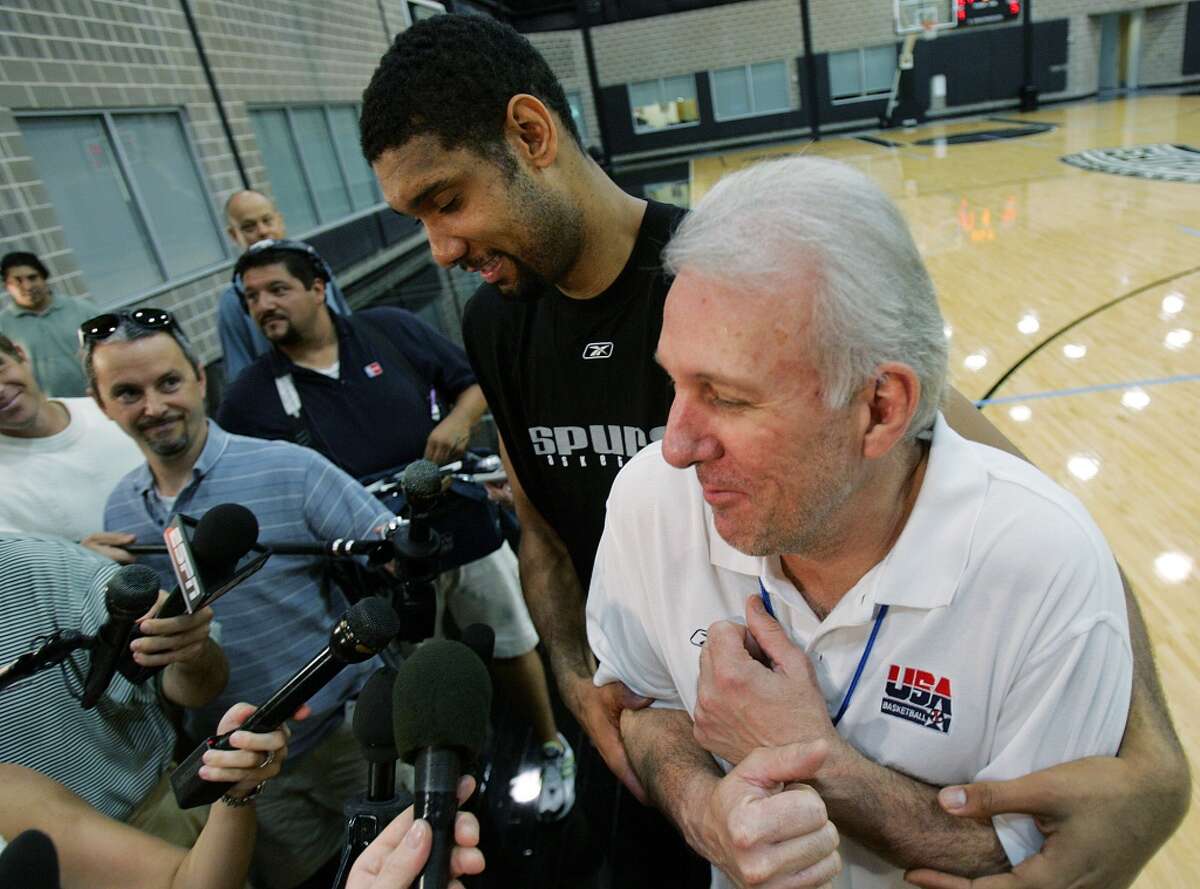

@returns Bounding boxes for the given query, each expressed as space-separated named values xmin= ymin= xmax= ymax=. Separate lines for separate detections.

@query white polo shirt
xmin=588 ymin=414 xmax=1131 ymax=889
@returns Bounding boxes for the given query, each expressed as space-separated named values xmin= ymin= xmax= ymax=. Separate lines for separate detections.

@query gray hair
xmin=83 ymin=316 xmax=203 ymax=396
xmin=663 ymin=155 xmax=948 ymax=439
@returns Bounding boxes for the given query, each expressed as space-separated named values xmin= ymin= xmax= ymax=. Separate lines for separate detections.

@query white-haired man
xmin=586 ymin=157 xmax=1135 ymax=888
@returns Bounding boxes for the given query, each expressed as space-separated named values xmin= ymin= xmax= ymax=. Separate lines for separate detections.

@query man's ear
xmin=505 ymin=94 xmax=559 ymax=171
xmin=196 ymin=363 xmax=207 ymax=403
xmin=13 ymin=344 xmax=29 ymax=364
xmin=312 ymin=277 xmax=327 ymax=303
xmin=861 ymin=362 xmax=921 ymax=460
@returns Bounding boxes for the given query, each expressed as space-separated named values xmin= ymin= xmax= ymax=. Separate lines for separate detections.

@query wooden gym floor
xmin=691 ymin=93 xmax=1199 ymax=885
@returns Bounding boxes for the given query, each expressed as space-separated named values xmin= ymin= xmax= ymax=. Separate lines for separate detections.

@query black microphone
xmin=354 ymin=666 xmax=399 ymax=802
xmin=80 ymin=564 xmax=161 ymax=709
xmin=402 ymin=460 xmax=443 ymax=545
xmin=0 ymin=830 xmax=61 ymax=889
xmin=171 ymin=597 xmax=401 ymax=808
xmin=154 ymin=503 xmax=259 ymax=620
xmin=393 ymin=640 xmax=492 ymax=889
xmin=460 ymin=623 xmax=496 ymax=669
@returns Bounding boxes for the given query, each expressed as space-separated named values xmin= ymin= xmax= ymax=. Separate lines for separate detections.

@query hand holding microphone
xmin=172 ymin=597 xmax=401 ymax=808
xmin=392 ymin=639 xmax=492 ymax=889
xmin=345 ymin=776 xmax=484 ymax=889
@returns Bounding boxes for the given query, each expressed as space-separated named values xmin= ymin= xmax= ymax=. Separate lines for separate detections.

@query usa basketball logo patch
xmin=363 ymin=362 xmax=383 ymax=378
xmin=881 ymin=665 xmax=953 ymax=734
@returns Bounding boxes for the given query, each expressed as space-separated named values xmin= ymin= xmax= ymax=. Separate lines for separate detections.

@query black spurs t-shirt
xmin=462 ymin=200 xmax=687 ymax=589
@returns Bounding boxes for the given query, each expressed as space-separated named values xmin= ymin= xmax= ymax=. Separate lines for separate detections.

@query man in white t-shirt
xmin=0 ymin=333 xmax=142 ymax=539
xmin=585 ymin=157 xmax=1132 ymax=889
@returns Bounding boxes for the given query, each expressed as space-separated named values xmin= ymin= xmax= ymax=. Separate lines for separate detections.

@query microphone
xmin=171 ymin=597 xmax=401 ymax=808
xmin=0 ymin=830 xmax=61 ymax=889
xmin=80 ymin=564 xmax=161 ymax=709
xmin=393 ymin=640 xmax=492 ymax=889
xmin=460 ymin=623 xmax=496 ymax=669
xmin=354 ymin=666 xmax=400 ymax=802
xmin=402 ymin=460 xmax=443 ymax=545
xmin=155 ymin=504 xmax=260 ymax=619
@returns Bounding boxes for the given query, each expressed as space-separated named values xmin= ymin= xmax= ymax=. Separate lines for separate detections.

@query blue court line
xmin=976 ymin=373 xmax=1200 ymax=407
xmin=1181 ymin=225 xmax=1200 ymax=238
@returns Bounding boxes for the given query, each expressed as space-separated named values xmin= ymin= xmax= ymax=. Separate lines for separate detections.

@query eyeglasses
xmin=78 ymin=308 xmax=177 ymax=345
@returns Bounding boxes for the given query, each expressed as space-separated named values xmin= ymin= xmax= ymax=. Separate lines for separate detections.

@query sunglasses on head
xmin=78 ymin=308 xmax=177 ymax=345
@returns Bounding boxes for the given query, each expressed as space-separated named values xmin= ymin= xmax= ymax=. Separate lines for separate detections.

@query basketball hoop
xmin=921 ymin=16 xmax=939 ymax=40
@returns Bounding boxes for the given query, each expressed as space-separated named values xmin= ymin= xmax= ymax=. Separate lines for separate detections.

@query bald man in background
xmin=217 ymin=190 xmax=353 ymax=382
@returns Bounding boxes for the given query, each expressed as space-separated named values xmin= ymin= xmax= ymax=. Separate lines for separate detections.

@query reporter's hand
xmin=203 ymin=703 xmax=289 ymax=798
xmin=80 ymin=531 xmax=136 ymax=565
xmin=904 ymin=757 xmax=1167 ymax=889
xmin=131 ymin=590 xmax=214 ymax=668
xmin=347 ymin=775 xmax=484 ymax=889
xmin=424 ymin=417 xmax=471 ymax=465
xmin=561 ymin=673 xmax=652 ymax=803
xmin=702 ymin=741 xmax=841 ymax=889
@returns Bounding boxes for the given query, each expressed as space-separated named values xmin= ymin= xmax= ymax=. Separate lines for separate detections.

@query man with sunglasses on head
xmin=217 ymin=190 xmax=353 ymax=384
xmin=1 ymin=250 xmax=98 ymax=397
xmin=84 ymin=308 xmax=398 ymax=889
xmin=216 ymin=239 xmax=576 ymax=823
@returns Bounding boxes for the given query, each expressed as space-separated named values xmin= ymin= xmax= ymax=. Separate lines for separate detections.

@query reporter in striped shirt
xmin=0 ymin=534 xmax=227 ymax=843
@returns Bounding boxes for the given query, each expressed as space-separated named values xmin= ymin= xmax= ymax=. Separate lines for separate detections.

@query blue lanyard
xmin=758 ymin=580 xmax=888 ymax=727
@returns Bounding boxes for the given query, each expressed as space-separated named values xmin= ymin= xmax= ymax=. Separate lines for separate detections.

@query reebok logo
xmin=881 ymin=664 xmax=953 ymax=734
xmin=582 ymin=342 xmax=614 ymax=359
xmin=529 ymin=424 xmax=665 ymax=468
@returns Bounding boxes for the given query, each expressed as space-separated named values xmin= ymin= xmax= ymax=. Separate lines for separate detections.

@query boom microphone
xmin=0 ymin=830 xmax=61 ymax=889
xmin=171 ymin=597 xmax=401 ymax=808
xmin=80 ymin=564 xmax=161 ymax=709
xmin=393 ymin=640 xmax=492 ymax=889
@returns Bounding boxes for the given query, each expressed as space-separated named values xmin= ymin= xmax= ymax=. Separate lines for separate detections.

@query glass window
xmin=20 ymin=112 xmax=225 ymax=307
xmin=566 ymin=91 xmax=589 ymax=144
xmin=111 ymin=114 xmax=226 ymax=279
xmin=864 ymin=46 xmax=897 ymax=95
xmin=712 ymin=60 xmax=792 ymax=120
xmin=407 ymin=1 xmax=444 ymax=23
xmin=645 ymin=180 xmax=690 ymax=208
xmin=830 ymin=46 xmax=897 ymax=101
xmin=629 ymin=75 xmax=700 ymax=133
xmin=329 ymin=107 xmax=379 ymax=211
xmin=750 ymin=61 xmax=791 ymax=113
xmin=829 ymin=50 xmax=863 ymax=99
xmin=292 ymin=108 xmax=352 ymax=223
xmin=250 ymin=109 xmax=319 ymax=233
xmin=712 ymin=67 xmax=752 ymax=119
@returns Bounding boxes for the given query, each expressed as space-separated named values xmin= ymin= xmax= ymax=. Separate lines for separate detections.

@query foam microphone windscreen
xmin=392 ymin=639 xmax=492 ymax=764
xmin=192 ymin=503 xmax=259 ymax=578
xmin=353 ymin=666 xmax=399 ymax=763
xmin=106 ymin=563 xmax=161 ymax=616
xmin=401 ymin=459 xmax=442 ymax=500
xmin=342 ymin=597 xmax=402 ymax=658
xmin=0 ymin=830 xmax=61 ymax=889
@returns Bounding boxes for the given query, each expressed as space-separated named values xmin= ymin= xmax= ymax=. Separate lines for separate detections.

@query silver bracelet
xmin=221 ymin=780 xmax=267 ymax=807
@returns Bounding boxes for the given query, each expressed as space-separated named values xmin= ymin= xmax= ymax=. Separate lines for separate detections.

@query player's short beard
xmin=499 ymin=167 xmax=585 ymax=303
